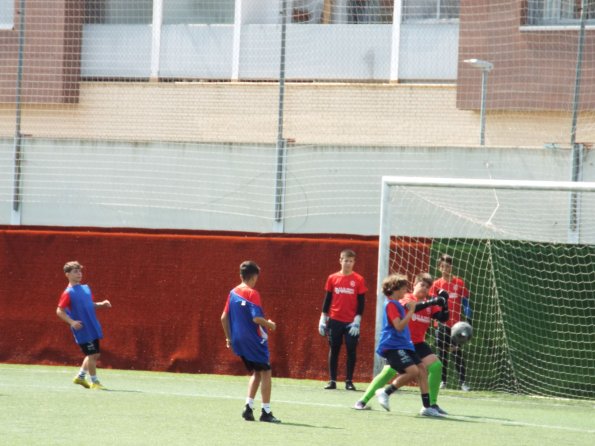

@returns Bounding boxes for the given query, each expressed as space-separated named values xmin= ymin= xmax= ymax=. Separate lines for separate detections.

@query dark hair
xmin=340 ymin=249 xmax=356 ymax=258
xmin=63 ymin=261 xmax=83 ymax=273
xmin=415 ymin=272 xmax=433 ymax=287
xmin=382 ymin=273 xmax=409 ymax=296
xmin=240 ymin=260 xmax=260 ymax=280
xmin=438 ymin=253 xmax=453 ymax=265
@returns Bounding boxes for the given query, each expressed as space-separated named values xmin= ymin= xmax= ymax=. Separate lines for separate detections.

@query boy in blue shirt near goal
xmin=56 ymin=261 xmax=112 ymax=390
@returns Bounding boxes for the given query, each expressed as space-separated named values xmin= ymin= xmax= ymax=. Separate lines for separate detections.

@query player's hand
xmin=348 ymin=315 xmax=361 ymax=336
xmin=405 ymin=301 xmax=415 ymax=312
xmin=267 ymin=319 xmax=276 ymax=331
xmin=437 ymin=289 xmax=449 ymax=307
xmin=70 ymin=320 xmax=83 ymax=330
xmin=318 ymin=314 xmax=329 ymax=336
xmin=225 ymin=338 xmax=231 ymax=349
xmin=98 ymin=300 xmax=111 ymax=309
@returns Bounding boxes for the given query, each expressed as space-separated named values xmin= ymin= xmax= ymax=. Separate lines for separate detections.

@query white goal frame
xmin=374 ymin=176 xmax=595 ymax=375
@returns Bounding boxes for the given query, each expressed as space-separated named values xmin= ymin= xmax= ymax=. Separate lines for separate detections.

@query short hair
xmin=438 ymin=253 xmax=453 ymax=265
xmin=340 ymin=249 xmax=356 ymax=258
xmin=415 ymin=272 xmax=433 ymax=287
xmin=382 ymin=273 xmax=409 ymax=296
xmin=63 ymin=261 xmax=83 ymax=273
xmin=240 ymin=260 xmax=260 ymax=281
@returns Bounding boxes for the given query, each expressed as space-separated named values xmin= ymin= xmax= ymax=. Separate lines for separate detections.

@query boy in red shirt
xmin=430 ymin=253 xmax=472 ymax=391
xmin=318 ymin=249 xmax=367 ymax=390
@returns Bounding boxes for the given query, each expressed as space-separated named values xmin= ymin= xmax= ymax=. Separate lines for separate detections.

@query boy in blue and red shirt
xmin=56 ymin=261 xmax=111 ymax=390
xmin=221 ymin=260 xmax=281 ymax=423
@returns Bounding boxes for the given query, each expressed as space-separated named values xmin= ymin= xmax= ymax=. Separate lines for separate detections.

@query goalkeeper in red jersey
xmin=318 ymin=249 xmax=367 ymax=390
xmin=430 ymin=253 xmax=472 ymax=391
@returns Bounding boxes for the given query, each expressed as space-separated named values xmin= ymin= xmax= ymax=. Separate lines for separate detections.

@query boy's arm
xmin=253 ymin=316 xmax=276 ymax=332
xmin=391 ymin=302 xmax=415 ymax=331
xmin=94 ymin=300 xmax=112 ymax=309
xmin=221 ymin=311 xmax=231 ymax=348
xmin=56 ymin=307 xmax=82 ymax=330
xmin=319 ymin=291 xmax=332 ymax=335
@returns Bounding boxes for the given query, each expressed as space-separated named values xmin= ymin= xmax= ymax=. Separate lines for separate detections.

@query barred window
xmin=402 ymin=0 xmax=460 ymax=21
xmin=527 ymin=0 xmax=595 ymax=25
xmin=0 ymin=0 xmax=15 ymax=29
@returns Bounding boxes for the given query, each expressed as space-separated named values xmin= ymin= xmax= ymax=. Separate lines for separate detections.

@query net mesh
xmin=1 ymin=1 xmax=595 ymax=231
xmin=383 ymin=180 xmax=595 ymax=399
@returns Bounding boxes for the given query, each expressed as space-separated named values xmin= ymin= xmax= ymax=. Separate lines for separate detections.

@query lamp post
xmin=464 ymin=58 xmax=493 ymax=146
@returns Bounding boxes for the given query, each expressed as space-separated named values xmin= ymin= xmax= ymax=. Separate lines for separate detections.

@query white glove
xmin=318 ymin=314 xmax=329 ymax=336
xmin=348 ymin=315 xmax=361 ymax=336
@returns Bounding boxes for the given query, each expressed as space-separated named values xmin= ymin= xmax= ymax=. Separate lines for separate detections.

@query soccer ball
xmin=450 ymin=321 xmax=473 ymax=346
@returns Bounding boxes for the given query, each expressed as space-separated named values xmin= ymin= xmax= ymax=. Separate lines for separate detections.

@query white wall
xmin=2 ymin=138 xmax=588 ymax=237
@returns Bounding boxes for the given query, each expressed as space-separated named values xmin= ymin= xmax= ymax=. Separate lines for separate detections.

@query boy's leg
xmin=427 ymin=359 xmax=443 ymax=405
xmin=453 ymin=347 xmax=467 ymax=388
xmin=248 ymin=371 xmax=262 ymax=399
xmin=327 ymin=320 xmax=344 ymax=385
xmin=360 ymin=365 xmax=396 ymax=404
xmin=344 ymin=330 xmax=359 ymax=385
xmin=87 ymin=353 xmax=99 ymax=377
xmin=260 ymin=370 xmax=272 ymax=404
xmin=436 ymin=327 xmax=449 ymax=384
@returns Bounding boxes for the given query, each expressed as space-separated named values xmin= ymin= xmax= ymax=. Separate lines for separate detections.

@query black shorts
xmin=384 ymin=348 xmax=421 ymax=374
xmin=414 ymin=342 xmax=435 ymax=359
xmin=241 ymin=356 xmax=271 ymax=372
xmin=79 ymin=339 xmax=100 ymax=356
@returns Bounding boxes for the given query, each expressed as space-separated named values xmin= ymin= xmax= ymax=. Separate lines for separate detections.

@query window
xmin=84 ymin=0 xmax=235 ymax=25
xmin=402 ymin=0 xmax=459 ymax=21
xmin=527 ymin=0 xmax=595 ymax=25
xmin=1 ymin=0 xmax=15 ymax=29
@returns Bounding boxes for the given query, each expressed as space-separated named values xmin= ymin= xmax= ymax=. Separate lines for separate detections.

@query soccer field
xmin=2 ymin=364 xmax=593 ymax=446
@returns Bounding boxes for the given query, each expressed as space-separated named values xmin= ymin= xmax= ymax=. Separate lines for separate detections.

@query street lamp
xmin=464 ymin=58 xmax=493 ymax=146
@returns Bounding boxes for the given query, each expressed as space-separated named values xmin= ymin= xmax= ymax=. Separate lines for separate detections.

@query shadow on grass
xmin=278 ymin=422 xmax=343 ymax=430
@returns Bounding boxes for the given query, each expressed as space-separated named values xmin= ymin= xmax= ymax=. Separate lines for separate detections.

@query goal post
xmin=375 ymin=176 xmax=595 ymax=399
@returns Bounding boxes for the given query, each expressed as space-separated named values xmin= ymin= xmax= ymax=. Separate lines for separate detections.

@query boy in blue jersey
xmin=56 ymin=261 xmax=111 ymax=390
xmin=221 ymin=260 xmax=281 ymax=423
xmin=354 ymin=273 xmax=420 ymax=411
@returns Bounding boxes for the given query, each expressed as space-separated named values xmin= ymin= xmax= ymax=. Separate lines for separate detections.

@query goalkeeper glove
xmin=318 ymin=314 xmax=329 ymax=336
xmin=348 ymin=315 xmax=361 ymax=336
xmin=437 ymin=289 xmax=449 ymax=308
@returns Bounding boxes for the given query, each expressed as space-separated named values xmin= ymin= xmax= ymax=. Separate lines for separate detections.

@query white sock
xmin=90 ymin=375 xmax=99 ymax=383
xmin=246 ymin=398 xmax=254 ymax=409
xmin=262 ymin=403 xmax=271 ymax=414
xmin=77 ymin=369 xmax=86 ymax=378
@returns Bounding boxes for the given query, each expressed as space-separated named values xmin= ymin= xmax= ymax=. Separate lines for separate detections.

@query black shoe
xmin=324 ymin=381 xmax=337 ymax=390
xmin=345 ymin=381 xmax=356 ymax=391
xmin=260 ymin=409 xmax=281 ymax=423
xmin=242 ymin=404 xmax=255 ymax=421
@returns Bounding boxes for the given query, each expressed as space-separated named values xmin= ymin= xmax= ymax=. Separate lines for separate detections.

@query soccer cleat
xmin=431 ymin=404 xmax=448 ymax=415
xmin=90 ymin=382 xmax=107 ymax=390
xmin=375 ymin=389 xmax=390 ymax=411
xmin=420 ymin=406 xmax=444 ymax=417
xmin=324 ymin=380 xmax=337 ymax=390
xmin=73 ymin=377 xmax=90 ymax=389
xmin=259 ymin=410 xmax=281 ymax=423
xmin=353 ymin=401 xmax=371 ymax=410
xmin=242 ymin=404 xmax=255 ymax=421
xmin=439 ymin=381 xmax=446 ymax=389
xmin=345 ymin=381 xmax=356 ymax=391
xmin=461 ymin=383 xmax=471 ymax=392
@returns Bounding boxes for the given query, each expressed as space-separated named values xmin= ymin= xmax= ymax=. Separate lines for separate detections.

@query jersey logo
xmin=334 ymin=287 xmax=355 ymax=294
xmin=350 ymin=280 xmax=356 ymax=287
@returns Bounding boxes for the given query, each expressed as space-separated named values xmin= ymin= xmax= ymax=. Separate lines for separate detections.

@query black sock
xmin=384 ymin=384 xmax=398 ymax=395
xmin=421 ymin=393 xmax=430 ymax=408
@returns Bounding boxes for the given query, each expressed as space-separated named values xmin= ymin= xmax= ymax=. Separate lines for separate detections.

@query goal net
xmin=376 ymin=176 xmax=595 ymax=399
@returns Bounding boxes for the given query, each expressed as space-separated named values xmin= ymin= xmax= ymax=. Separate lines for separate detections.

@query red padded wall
xmin=0 ymin=227 xmax=430 ymax=382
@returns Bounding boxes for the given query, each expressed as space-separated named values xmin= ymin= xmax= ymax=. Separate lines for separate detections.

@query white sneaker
xmin=375 ymin=389 xmax=390 ymax=411
xmin=439 ymin=381 xmax=446 ymax=389
xmin=431 ymin=404 xmax=448 ymax=415
xmin=420 ymin=406 xmax=444 ymax=417
xmin=461 ymin=383 xmax=471 ymax=392
xmin=353 ymin=401 xmax=371 ymax=410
